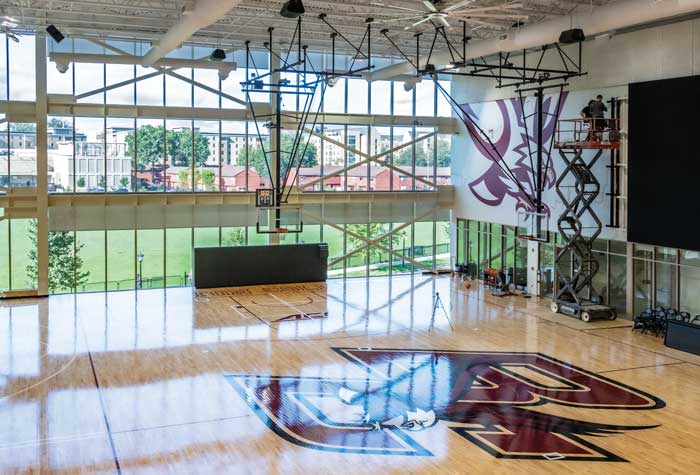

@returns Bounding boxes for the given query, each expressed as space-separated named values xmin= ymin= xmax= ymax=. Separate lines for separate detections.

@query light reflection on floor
xmin=0 ymin=274 xmax=698 ymax=474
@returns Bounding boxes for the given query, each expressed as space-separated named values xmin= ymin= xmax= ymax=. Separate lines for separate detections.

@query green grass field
xmin=0 ymin=220 xmax=449 ymax=293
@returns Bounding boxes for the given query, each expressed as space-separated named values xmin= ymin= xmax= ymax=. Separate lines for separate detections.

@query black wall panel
xmin=194 ymin=243 xmax=328 ymax=288
xmin=665 ymin=320 xmax=700 ymax=356
xmin=628 ymin=75 xmax=700 ymax=251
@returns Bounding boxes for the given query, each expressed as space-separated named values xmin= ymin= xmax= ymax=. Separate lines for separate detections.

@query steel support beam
xmin=36 ymin=35 xmax=50 ymax=296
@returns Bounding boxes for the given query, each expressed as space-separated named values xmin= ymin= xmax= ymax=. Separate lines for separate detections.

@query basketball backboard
xmin=257 ymin=205 xmax=303 ymax=234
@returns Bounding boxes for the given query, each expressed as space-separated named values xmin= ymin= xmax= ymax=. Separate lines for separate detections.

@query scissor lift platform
xmin=551 ymin=117 xmax=620 ymax=323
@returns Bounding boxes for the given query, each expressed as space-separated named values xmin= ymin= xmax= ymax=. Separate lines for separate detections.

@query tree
xmin=9 ymin=123 xmax=36 ymax=132
xmin=245 ymin=140 xmax=269 ymax=177
xmin=48 ymin=118 xmax=72 ymax=129
xmin=394 ymin=138 xmax=454 ymax=168
xmin=175 ymin=168 xmax=216 ymax=191
xmin=77 ymin=176 xmax=86 ymax=188
xmin=178 ymin=169 xmax=190 ymax=189
xmin=97 ymin=175 xmax=107 ymax=190
xmin=119 ymin=177 xmax=129 ymax=189
xmin=126 ymin=125 xmax=163 ymax=185
xmin=201 ymin=169 xmax=216 ymax=191
xmin=26 ymin=221 xmax=90 ymax=293
xmin=345 ymin=223 xmax=406 ymax=266
xmin=167 ymin=129 xmax=211 ymax=167
xmin=242 ymin=134 xmax=318 ymax=181
xmin=437 ymin=137 xmax=451 ymax=167
xmin=441 ymin=222 xmax=450 ymax=241
xmin=395 ymin=146 xmax=430 ymax=167
xmin=226 ymin=228 xmax=245 ymax=246
xmin=126 ymin=126 xmax=211 ymax=187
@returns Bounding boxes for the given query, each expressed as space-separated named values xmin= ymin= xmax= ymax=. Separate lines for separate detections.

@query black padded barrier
xmin=194 ymin=243 xmax=328 ymax=288
xmin=665 ymin=320 xmax=700 ymax=356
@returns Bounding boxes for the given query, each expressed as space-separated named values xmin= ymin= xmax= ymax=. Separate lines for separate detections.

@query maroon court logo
xmin=226 ymin=348 xmax=664 ymax=462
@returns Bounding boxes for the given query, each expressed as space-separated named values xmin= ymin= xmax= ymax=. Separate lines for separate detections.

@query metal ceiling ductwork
xmin=367 ymin=0 xmax=700 ymax=81
xmin=142 ymin=0 xmax=244 ymax=67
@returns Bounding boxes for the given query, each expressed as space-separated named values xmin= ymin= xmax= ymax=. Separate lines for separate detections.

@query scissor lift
xmin=551 ymin=118 xmax=620 ymax=322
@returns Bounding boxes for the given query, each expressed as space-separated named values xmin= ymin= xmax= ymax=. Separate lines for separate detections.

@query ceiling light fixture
xmin=280 ymin=0 xmax=305 ymax=19
xmin=55 ymin=60 xmax=70 ymax=74
xmin=210 ymin=48 xmax=226 ymax=62
xmin=1 ymin=17 xmax=18 ymax=28
xmin=46 ymin=24 xmax=65 ymax=43
xmin=559 ymin=28 xmax=585 ymax=44
xmin=403 ymin=75 xmax=422 ymax=92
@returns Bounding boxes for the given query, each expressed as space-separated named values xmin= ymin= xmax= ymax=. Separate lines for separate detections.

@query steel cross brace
xmin=303 ymin=209 xmax=436 ymax=271
xmin=300 ymin=129 xmax=440 ymax=190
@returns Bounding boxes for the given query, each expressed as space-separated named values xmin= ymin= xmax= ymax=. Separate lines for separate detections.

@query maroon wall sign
xmin=226 ymin=348 xmax=664 ymax=461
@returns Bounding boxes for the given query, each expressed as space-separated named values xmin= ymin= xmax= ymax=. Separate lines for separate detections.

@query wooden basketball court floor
xmin=1 ymin=274 xmax=699 ymax=474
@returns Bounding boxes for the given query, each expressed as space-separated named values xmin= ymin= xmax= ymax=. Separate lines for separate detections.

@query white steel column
xmin=626 ymin=242 xmax=634 ymax=317
xmin=36 ymin=35 xmax=49 ymax=296
xmin=270 ymin=49 xmax=281 ymax=245
xmin=526 ymin=240 xmax=540 ymax=297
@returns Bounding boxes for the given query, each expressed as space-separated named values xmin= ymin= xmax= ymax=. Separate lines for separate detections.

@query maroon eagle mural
xmin=460 ymin=93 xmax=568 ymax=214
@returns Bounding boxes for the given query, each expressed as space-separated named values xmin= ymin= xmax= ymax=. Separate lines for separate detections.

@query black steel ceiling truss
xmin=317 ymin=13 xmax=375 ymax=76
xmin=438 ymin=41 xmax=585 ymax=88
xmin=381 ymin=21 xmax=586 ymax=88
xmin=240 ymin=15 xmax=378 ymax=213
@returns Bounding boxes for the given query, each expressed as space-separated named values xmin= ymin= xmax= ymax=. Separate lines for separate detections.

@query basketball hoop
xmin=257 ymin=205 xmax=304 ymax=234
xmin=516 ymin=211 xmax=549 ymax=242
xmin=516 ymin=234 xmax=536 ymax=244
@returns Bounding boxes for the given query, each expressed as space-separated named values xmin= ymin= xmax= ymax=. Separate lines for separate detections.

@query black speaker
xmin=280 ymin=0 xmax=305 ymax=18
xmin=210 ymin=48 xmax=226 ymax=62
xmin=558 ymin=28 xmax=585 ymax=44
xmin=46 ymin=24 xmax=65 ymax=43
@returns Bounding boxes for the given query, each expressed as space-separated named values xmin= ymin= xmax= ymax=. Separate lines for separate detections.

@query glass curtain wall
xmin=32 ymin=218 xmax=447 ymax=294
xmin=455 ymin=218 xmax=629 ymax=314
xmin=1 ymin=34 xmax=456 ymax=294
xmin=631 ymin=244 xmax=700 ymax=317
xmin=3 ymin=35 xmax=452 ymax=192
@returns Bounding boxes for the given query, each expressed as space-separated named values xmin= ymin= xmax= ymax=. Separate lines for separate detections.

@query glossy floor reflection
xmin=1 ymin=275 xmax=699 ymax=474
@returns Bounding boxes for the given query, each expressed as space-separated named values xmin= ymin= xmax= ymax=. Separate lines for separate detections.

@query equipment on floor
xmin=454 ymin=262 xmax=476 ymax=281
xmin=429 ymin=292 xmax=453 ymax=331
xmin=632 ymin=306 xmax=700 ymax=337
xmin=656 ymin=307 xmax=700 ymax=356
xmin=482 ymin=267 xmax=515 ymax=297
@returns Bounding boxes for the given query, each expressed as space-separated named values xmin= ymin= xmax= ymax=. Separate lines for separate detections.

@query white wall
xmin=450 ymin=17 xmax=700 ymax=242
xmin=451 ymin=86 xmax=626 ymax=242
xmin=453 ymin=17 xmax=700 ymax=104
